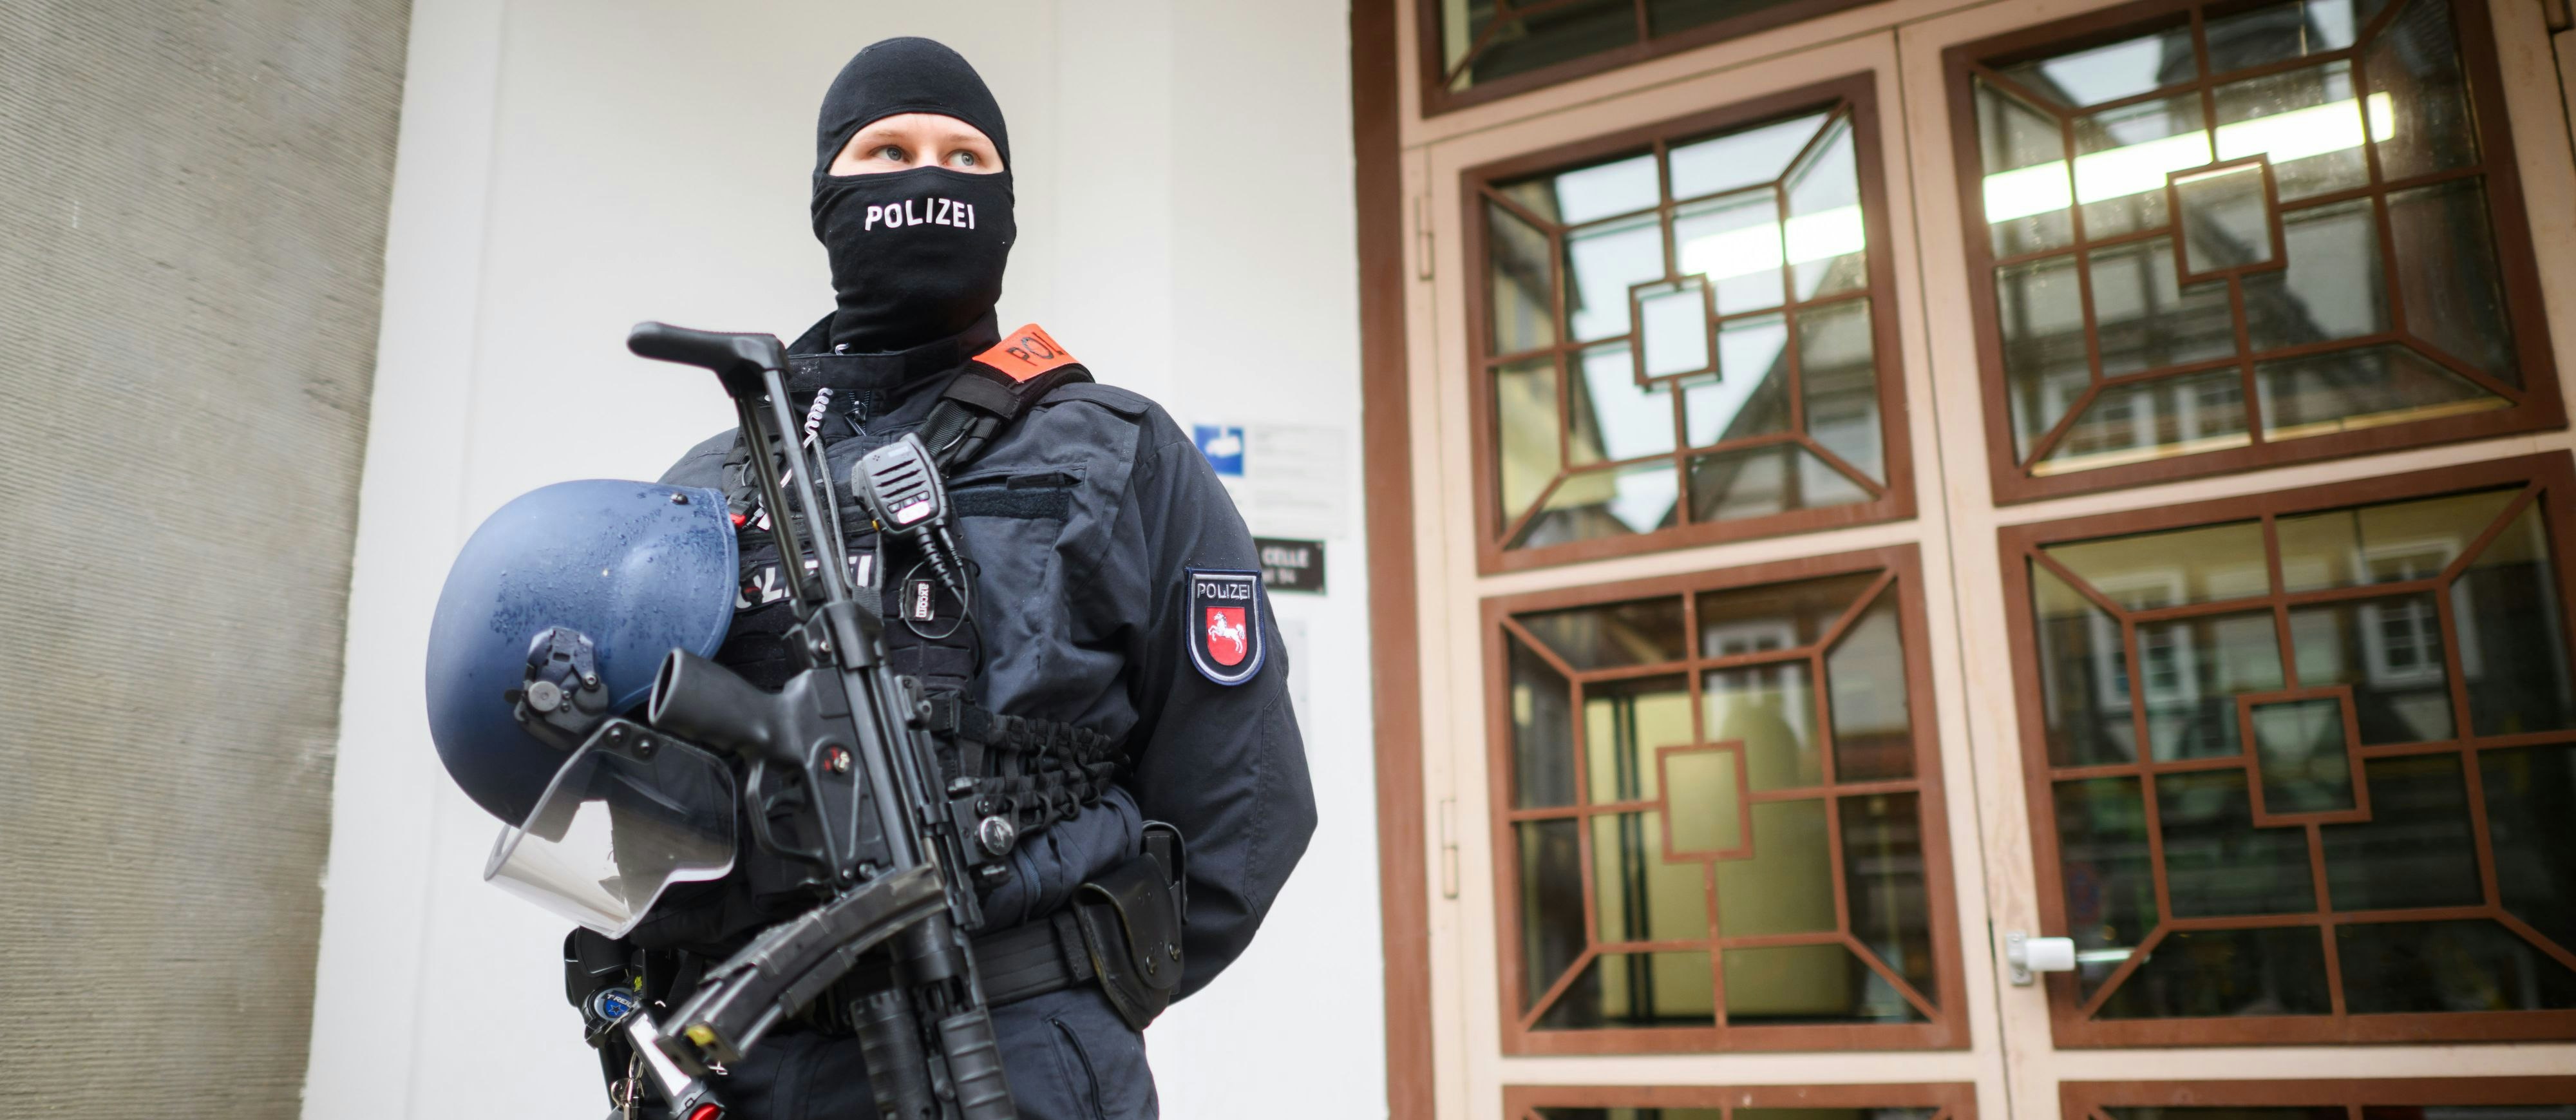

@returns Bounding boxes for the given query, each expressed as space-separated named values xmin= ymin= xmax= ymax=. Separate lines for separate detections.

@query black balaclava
xmin=811 ymin=37 xmax=1016 ymax=354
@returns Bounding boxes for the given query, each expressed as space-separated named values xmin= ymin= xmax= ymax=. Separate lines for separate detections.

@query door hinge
xmin=1413 ymin=193 xmax=1435 ymax=281
xmin=1437 ymin=797 xmax=1459 ymax=899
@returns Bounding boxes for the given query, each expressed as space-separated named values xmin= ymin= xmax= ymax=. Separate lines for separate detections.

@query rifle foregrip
xmin=853 ymin=989 xmax=938 ymax=1120
xmin=940 ymin=1009 xmax=1016 ymax=1120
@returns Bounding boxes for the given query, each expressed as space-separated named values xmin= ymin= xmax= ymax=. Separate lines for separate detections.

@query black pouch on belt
xmin=1070 ymin=821 xmax=1188 ymax=1030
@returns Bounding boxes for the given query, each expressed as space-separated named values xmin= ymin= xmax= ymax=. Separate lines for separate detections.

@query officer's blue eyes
xmin=871 ymin=146 xmax=977 ymax=168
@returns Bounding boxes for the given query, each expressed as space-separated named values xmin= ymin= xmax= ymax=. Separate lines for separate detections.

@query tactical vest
xmin=712 ymin=330 xmax=1115 ymax=880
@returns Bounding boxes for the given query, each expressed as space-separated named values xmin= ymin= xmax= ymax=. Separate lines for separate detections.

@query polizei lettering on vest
xmin=1195 ymin=579 xmax=1253 ymax=600
xmin=864 ymin=198 xmax=978 ymax=232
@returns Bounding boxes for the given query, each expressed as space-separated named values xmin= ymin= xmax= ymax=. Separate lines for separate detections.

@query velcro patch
xmin=975 ymin=323 xmax=1079 ymax=383
xmin=1185 ymin=569 xmax=1265 ymax=686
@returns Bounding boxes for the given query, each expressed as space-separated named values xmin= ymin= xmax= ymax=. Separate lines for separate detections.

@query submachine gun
xmin=612 ymin=321 xmax=1016 ymax=1120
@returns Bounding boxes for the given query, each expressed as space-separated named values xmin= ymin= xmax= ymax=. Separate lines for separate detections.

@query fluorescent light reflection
xmin=1983 ymin=93 xmax=2396 ymax=223
xmin=1667 ymin=93 xmax=2395 ymax=286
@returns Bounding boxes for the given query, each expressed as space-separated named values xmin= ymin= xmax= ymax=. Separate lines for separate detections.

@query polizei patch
xmin=1185 ymin=569 xmax=1265 ymax=686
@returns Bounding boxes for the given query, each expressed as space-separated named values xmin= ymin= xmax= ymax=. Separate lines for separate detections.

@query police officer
xmin=633 ymin=36 xmax=1316 ymax=1120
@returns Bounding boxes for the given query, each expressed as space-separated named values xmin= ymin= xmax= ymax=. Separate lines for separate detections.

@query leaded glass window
xmin=1493 ymin=549 xmax=1959 ymax=1050
xmin=1430 ymin=0 xmax=1880 ymax=108
xmin=2011 ymin=459 xmax=2576 ymax=1044
xmin=1474 ymin=82 xmax=1909 ymax=569
xmin=1953 ymin=0 xmax=2561 ymax=500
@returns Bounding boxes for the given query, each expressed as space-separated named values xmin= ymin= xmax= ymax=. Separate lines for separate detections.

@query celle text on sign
xmin=1254 ymin=537 xmax=1325 ymax=594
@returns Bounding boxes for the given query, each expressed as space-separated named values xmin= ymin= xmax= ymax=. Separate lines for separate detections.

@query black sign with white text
xmin=1255 ymin=537 xmax=1325 ymax=593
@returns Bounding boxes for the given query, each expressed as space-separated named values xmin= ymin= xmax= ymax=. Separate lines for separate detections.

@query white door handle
xmin=2005 ymin=931 xmax=2076 ymax=985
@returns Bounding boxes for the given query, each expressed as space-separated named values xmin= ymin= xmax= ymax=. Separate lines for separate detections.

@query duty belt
xmin=806 ymin=822 xmax=1186 ymax=1033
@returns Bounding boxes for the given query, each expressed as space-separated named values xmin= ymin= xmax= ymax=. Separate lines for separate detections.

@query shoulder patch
xmin=975 ymin=323 xmax=1079 ymax=383
xmin=1185 ymin=569 xmax=1265 ymax=687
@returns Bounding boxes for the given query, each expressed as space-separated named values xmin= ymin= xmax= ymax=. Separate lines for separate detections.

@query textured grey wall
xmin=0 ymin=1 xmax=408 ymax=1112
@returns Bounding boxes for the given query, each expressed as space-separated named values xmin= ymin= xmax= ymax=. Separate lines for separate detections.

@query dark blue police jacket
xmin=653 ymin=314 xmax=1318 ymax=1120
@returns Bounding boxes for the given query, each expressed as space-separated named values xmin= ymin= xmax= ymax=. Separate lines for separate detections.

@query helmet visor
xmin=483 ymin=732 xmax=736 ymax=937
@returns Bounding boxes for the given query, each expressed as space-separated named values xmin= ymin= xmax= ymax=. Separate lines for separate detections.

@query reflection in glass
xmin=1538 ymin=949 xmax=1716 ymax=1029
xmin=1977 ymin=82 xmax=2076 ymax=255
xmin=2096 ymin=926 xmax=2333 ymax=1017
xmin=1571 ymin=342 xmax=1675 ymax=466
xmin=2043 ymin=372 xmax=2252 ymax=474
xmin=2145 ymin=611 xmax=2288 ymax=762
xmin=1996 ymin=252 xmax=2088 ymax=457
xmin=1801 ymin=300 xmax=1884 ymax=482
xmin=2272 ymin=487 xmax=2515 ymax=592
xmin=2215 ymin=62 xmax=2371 ymax=200
xmin=1508 ymin=565 xmax=1944 ymax=1034
xmin=1723 ymin=942 xmax=1925 ymax=1023
xmin=1685 ymin=444 xmax=1870 ymax=521
xmin=1828 ymin=588 xmax=1913 ymax=781
xmin=2157 ymin=769 xmax=2316 ymax=916
xmin=2389 ymin=179 xmax=2518 ymax=388
xmin=2055 ymin=777 xmax=2159 ymax=999
xmin=2000 ymin=24 xmax=2198 ymax=107
xmin=1666 ymin=746 xmax=1745 ymax=856
xmin=1549 ymin=152 xmax=1662 ymax=225
xmin=2454 ymin=501 xmax=2576 ymax=736
xmin=2045 ymin=520 xmax=2270 ymax=609
xmin=1490 ymin=204 xmax=1557 ymax=354
xmin=1674 ymin=190 xmax=1786 ymax=315
xmin=2338 ymin=919 xmax=2576 ymax=1012
xmin=2089 ymin=238 xmax=2238 ymax=377
xmin=1510 ymin=635 xmax=1578 ymax=808
xmin=1566 ymin=215 xmax=1665 ymax=342
xmin=2134 ymin=611 xmax=2284 ymax=761
xmin=2074 ymin=96 xmax=2211 ymax=237
xmin=2321 ymin=754 xmax=2481 ymax=909
xmin=1483 ymin=104 xmax=1891 ymax=552
xmin=2257 ymin=346 xmax=2504 ymax=441
xmin=1687 ymin=316 xmax=1790 ymax=446
xmin=2032 ymin=564 xmax=2141 ymax=765
xmin=2286 ymin=594 xmax=2455 ymax=743
xmin=1844 ymin=792 xmax=1935 ymax=1002
xmin=1495 ymin=356 xmax=1561 ymax=520
xmin=1520 ymin=818 xmax=1586 ymax=1012
xmin=1714 ymin=799 xmax=1835 ymax=937
xmin=2482 ymin=745 xmax=2576 ymax=952
xmin=1520 ymin=596 xmax=1690 ymax=671
xmin=2026 ymin=482 xmax=2576 ymax=1027
xmin=1671 ymin=111 xmax=1828 ymax=199
xmin=1586 ymin=674 xmax=1694 ymax=804
xmin=1965 ymin=0 xmax=2539 ymax=480
xmin=1594 ymin=812 xmax=1712 ymax=942
xmin=1636 ymin=278 xmax=1712 ymax=378
xmin=2244 ymin=199 xmax=2387 ymax=350
xmin=2249 ymin=697 xmax=2356 ymax=812
xmin=2206 ymin=0 xmax=2360 ymax=72
xmin=1786 ymin=116 xmax=1868 ymax=299
xmin=2364 ymin=0 xmax=2478 ymax=180
xmin=1446 ymin=0 xmax=1639 ymax=92
xmin=1515 ymin=459 xmax=1681 ymax=548
xmin=1700 ymin=571 xmax=1879 ymax=651
xmin=2175 ymin=163 xmax=2275 ymax=274
xmin=1704 ymin=660 xmax=1817 ymax=792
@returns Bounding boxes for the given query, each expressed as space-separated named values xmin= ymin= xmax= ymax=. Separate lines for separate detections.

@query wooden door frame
xmin=1354 ymin=1 xmax=1439 ymax=1119
xmin=1358 ymin=0 xmax=2576 ymax=1114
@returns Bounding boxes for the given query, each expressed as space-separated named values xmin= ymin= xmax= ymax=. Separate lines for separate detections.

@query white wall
xmin=299 ymin=2 xmax=1383 ymax=1116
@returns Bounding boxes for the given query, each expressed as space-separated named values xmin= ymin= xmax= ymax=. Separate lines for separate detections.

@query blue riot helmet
xmin=425 ymin=479 xmax=743 ymax=935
